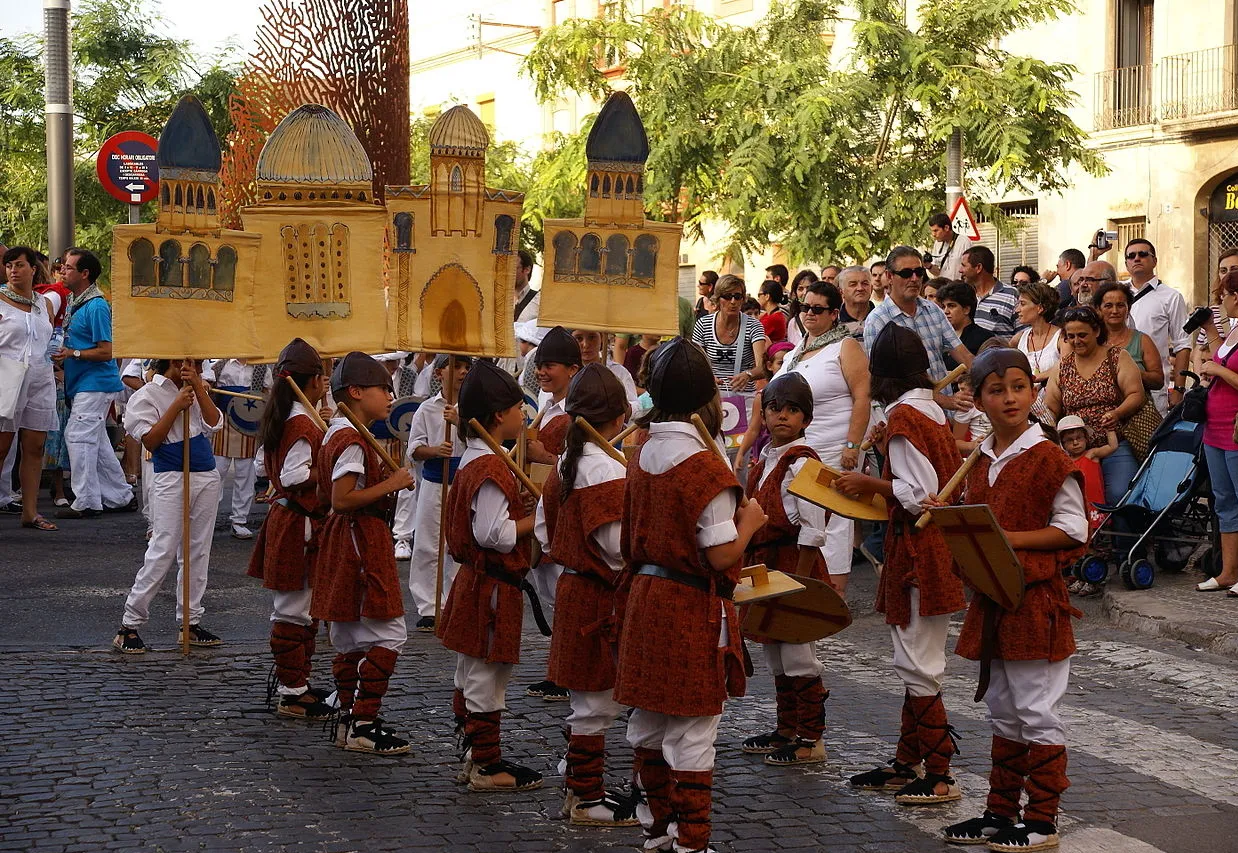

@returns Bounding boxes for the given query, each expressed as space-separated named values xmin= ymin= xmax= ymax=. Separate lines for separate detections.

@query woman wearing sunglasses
xmin=690 ymin=274 xmax=769 ymax=395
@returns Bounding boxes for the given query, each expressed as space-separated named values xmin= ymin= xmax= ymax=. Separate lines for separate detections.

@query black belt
xmin=481 ymin=563 xmax=524 ymax=590
xmin=274 ymin=497 xmax=326 ymax=521
xmin=636 ymin=564 xmax=712 ymax=593
xmin=562 ymin=567 xmax=618 ymax=589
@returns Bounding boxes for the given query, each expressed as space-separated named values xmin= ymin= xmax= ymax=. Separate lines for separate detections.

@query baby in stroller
xmin=1057 ymin=415 xmax=1117 ymax=595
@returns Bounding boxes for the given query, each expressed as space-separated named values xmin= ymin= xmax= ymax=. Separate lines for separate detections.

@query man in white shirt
xmin=514 ymin=250 xmax=540 ymax=324
xmin=927 ymin=213 xmax=969 ymax=281
xmin=1125 ymin=239 xmax=1189 ymax=413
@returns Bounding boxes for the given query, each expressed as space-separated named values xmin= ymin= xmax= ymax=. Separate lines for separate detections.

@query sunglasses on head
xmin=1126 ymin=250 xmax=1153 ymax=260
xmin=803 ymin=304 xmax=834 ymax=315
xmin=890 ymin=266 xmax=927 ymax=279
xmin=717 ymin=292 xmax=745 ymax=301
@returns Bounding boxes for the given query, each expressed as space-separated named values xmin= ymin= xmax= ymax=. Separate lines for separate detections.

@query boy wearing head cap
xmin=203 ymin=356 xmax=269 ymax=540
xmin=536 ymin=363 xmax=637 ymax=826
xmin=941 ymin=348 xmax=1086 ymax=851
xmin=615 ymin=337 xmax=767 ymax=853
xmin=738 ymin=372 xmax=832 ymax=767
xmin=312 ymin=352 xmax=415 ymax=755
xmin=438 ymin=359 xmax=543 ymax=792
xmin=399 ymin=354 xmax=472 ymax=630
xmin=247 ymin=339 xmax=333 ymax=720
xmin=835 ymin=323 xmax=966 ymax=805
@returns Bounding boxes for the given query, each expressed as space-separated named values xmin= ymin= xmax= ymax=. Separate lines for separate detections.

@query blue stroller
xmin=1074 ymin=406 xmax=1214 ymax=590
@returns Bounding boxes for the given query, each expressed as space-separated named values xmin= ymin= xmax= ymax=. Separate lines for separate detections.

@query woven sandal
xmin=764 ymin=738 xmax=826 ymax=766
xmin=895 ymin=771 xmax=962 ymax=805
xmin=741 ymin=730 xmax=793 ymax=754
xmin=849 ymin=759 xmax=921 ymax=790
xmin=942 ymin=810 xmax=1015 ymax=844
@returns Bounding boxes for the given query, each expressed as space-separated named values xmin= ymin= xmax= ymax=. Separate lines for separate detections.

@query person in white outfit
xmin=205 ymin=358 xmax=268 ymax=539
xmin=403 ymin=354 xmax=470 ymax=631
xmin=114 ymin=359 xmax=224 ymax=653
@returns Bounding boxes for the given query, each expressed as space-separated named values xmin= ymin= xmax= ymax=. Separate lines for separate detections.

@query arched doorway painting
xmin=419 ymin=263 xmax=484 ymax=352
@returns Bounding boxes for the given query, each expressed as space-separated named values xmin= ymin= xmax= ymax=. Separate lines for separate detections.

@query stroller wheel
xmin=1121 ymin=558 xmax=1155 ymax=590
xmin=1079 ymin=555 xmax=1109 ymax=584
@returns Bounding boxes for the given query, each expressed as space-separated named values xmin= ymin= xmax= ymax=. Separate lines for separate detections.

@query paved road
xmin=2 ymin=499 xmax=1237 ymax=853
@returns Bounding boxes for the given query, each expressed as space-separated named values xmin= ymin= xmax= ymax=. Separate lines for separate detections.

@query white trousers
xmin=329 ymin=616 xmax=407 ymax=654
xmin=822 ymin=511 xmax=854 ymax=575
xmin=529 ymin=560 xmax=563 ymax=625
xmin=890 ymin=588 xmax=951 ymax=698
xmin=392 ymin=486 xmax=416 ymax=541
xmin=214 ymin=455 xmax=255 ymax=526
xmin=408 ymin=480 xmax=459 ymax=616
xmin=626 ymin=707 xmax=721 ymax=772
xmin=67 ymin=391 xmax=132 ymax=512
xmin=568 ymin=689 xmax=626 ymax=736
xmin=122 ymin=469 xmax=220 ymax=628
xmin=762 ymin=641 xmax=824 ymax=678
xmin=0 ymin=439 xmax=15 ymax=505
xmin=271 ymin=585 xmax=313 ymax=626
xmin=455 ymin=653 xmax=514 ymax=714
xmin=140 ymin=454 xmax=153 ymax=525
xmin=984 ymin=658 xmax=1070 ymax=745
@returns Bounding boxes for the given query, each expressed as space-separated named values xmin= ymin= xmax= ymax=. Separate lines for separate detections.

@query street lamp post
xmin=45 ymin=0 xmax=75 ymax=259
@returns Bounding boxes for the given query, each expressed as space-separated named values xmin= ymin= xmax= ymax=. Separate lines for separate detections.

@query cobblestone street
xmin=3 ymin=505 xmax=1237 ymax=853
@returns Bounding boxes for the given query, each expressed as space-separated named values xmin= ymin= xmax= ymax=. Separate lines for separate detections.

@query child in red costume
xmin=615 ymin=337 xmax=767 ymax=853
xmin=836 ymin=323 xmax=966 ymax=805
xmin=738 ymin=372 xmax=832 ymax=766
xmin=537 ymin=363 xmax=638 ymax=826
xmin=247 ymin=338 xmax=332 ymax=721
xmin=313 ymin=352 xmax=415 ymax=755
xmin=438 ymin=359 xmax=542 ymax=792
xmin=941 ymin=348 xmax=1086 ymax=851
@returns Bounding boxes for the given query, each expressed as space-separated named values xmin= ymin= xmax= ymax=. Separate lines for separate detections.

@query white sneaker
xmin=394 ymin=539 xmax=412 ymax=560
xmin=231 ymin=523 xmax=254 ymax=540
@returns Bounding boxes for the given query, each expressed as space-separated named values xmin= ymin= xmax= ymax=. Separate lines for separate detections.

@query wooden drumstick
xmin=690 ymin=413 xmax=749 ymax=507
xmin=914 ymin=445 xmax=983 ymax=530
xmin=859 ymin=365 xmax=970 ymax=452
xmin=574 ymin=416 xmax=626 ymax=465
xmin=335 ymin=401 xmax=403 ymax=475
xmin=283 ymin=375 xmax=329 ymax=432
xmin=467 ymin=417 xmax=543 ymax=499
xmin=614 ymin=422 xmax=640 ymax=447
xmin=211 ymin=387 xmax=265 ymax=403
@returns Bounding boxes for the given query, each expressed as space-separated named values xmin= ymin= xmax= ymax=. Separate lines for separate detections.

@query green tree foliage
xmin=0 ymin=0 xmax=238 ymax=279
xmin=523 ymin=0 xmax=1105 ymax=264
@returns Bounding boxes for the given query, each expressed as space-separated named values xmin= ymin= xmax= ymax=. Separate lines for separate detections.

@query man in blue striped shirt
xmin=960 ymin=245 xmax=1020 ymax=339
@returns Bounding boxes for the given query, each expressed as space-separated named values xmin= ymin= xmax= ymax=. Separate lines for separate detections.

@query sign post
xmin=949 ymin=195 xmax=981 ymax=243
xmin=95 ymin=131 xmax=160 ymax=225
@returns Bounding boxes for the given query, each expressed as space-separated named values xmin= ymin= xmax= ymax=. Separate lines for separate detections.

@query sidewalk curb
xmin=1101 ymin=586 xmax=1238 ymax=656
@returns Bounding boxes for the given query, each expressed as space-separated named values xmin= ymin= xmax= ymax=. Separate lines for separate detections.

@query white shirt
xmin=756 ymin=439 xmax=827 ymax=548
xmin=324 ymin=418 xmax=367 ymax=487
xmin=978 ymin=424 xmax=1088 ymax=545
xmin=1129 ymin=276 xmax=1190 ymax=381
xmin=605 ymin=359 xmax=640 ymax=415
xmin=640 ymin=422 xmax=739 ymax=549
xmin=931 ymin=235 xmax=969 ymax=281
xmin=413 ymin=362 xmax=435 ymax=398
xmin=514 ymin=285 xmax=541 ymax=324
xmin=406 ymin=392 xmax=465 ymax=470
xmin=535 ymin=392 xmax=568 ymax=425
xmin=204 ymin=358 xmax=269 ymax=390
xmin=461 ymin=437 xmax=518 ymax=553
xmin=535 ymin=443 xmax=625 ymax=572
xmin=277 ymin=404 xmax=317 ymax=488
xmin=884 ymin=388 xmax=948 ymax=515
xmin=123 ymin=373 xmax=223 ymax=443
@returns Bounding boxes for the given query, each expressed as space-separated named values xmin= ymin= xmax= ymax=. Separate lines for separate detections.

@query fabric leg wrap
xmin=466 ymin=710 xmax=502 ymax=765
xmin=300 ymin=620 xmax=318 ymax=684
xmin=774 ymin=673 xmax=795 ymax=735
xmin=1023 ymin=744 xmax=1069 ymax=824
xmin=566 ymin=732 xmax=606 ymax=800
xmin=986 ymin=735 xmax=1030 ymax=819
xmin=895 ymin=691 xmax=920 ymax=766
xmin=671 ymin=769 xmax=713 ymax=851
xmin=271 ymin=621 xmax=311 ymax=690
xmin=452 ymin=687 xmax=467 ymax=734
xmin=909 ymin=692 xmax=955 ymax=774
xmin=331 ymin=650 xmax=365 ymax=711
xmin=633 ymin=746 xmax=673 ymax=838
xmin=792 ymin=675 xmax=826 ymax=741
xmin=352 ymin=646 xmax=398 ymax=721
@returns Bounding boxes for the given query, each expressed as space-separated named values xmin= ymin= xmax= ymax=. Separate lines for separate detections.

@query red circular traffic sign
xmin=96 ymin=131 xmax=160 ymax=204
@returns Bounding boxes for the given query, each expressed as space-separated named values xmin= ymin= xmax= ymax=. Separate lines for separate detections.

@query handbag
xmin=0 ymin=355 xmax=30 ymax=421
xmin=1117 ymin=392 xmax=1162 ymax=461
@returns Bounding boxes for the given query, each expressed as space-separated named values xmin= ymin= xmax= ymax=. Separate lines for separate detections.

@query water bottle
xmin=46 ymin=326 xmax=65 ymax=362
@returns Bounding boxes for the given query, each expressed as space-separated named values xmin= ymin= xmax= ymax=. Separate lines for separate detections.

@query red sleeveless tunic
xmin=248 ymin=415 xmax=325 ymax=591
xmin=309 ymin=427 xmax=403 ymax=622
xmin=437 ymin=453 xmax=531 ymax=664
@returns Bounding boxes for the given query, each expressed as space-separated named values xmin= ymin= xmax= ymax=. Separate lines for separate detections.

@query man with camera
xmin=1122 ymin=239 xmax=1189 ymax=413
xmin=926 ymin=213 xmax=968 ymax=280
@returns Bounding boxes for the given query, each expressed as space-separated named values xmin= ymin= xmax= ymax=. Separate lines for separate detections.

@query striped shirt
xmin=862 ymin=296 xmax=964 ymax=384
xmin=974 ymin=281 xmax=1020 ymax=338
xmin=691 ymin=313 xmax=768 ymax=393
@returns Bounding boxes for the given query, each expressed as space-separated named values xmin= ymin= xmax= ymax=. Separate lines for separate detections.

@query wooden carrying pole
xmin=690 ymin=413 xmax=748 ymax=507
xmin=434 ymin=357 xmax=458 ymax=622
xmin=211 ymin=387 xmax=265 ymax=403
xmin=467 ymin=418 xmax=542 ymax=499
xmin=282 ymin=375 xmax=329 ymax=432
xmin=180 ymin=408 xmax=191 ymax=656
xmin=914 ymin=445 xmax=983 ymax=530
xmin=575 ymin=416 xmax=626 ymax=465
xmin=335 ymin=401 xmax=402 ymax=474
xmin=614 ymin=422 xmax=640 ymax=447
xmin=859 ymin=364 xmax=969 ymax=451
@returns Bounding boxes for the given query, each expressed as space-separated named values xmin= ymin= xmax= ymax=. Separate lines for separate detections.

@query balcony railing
xmin=1162 ymin=44 xmax=1238 ymax=120
xmin=1094 ymin=45 xmax=1238 ymax=131
xmin=1094 ymin=64 xmax=1153 ymax=130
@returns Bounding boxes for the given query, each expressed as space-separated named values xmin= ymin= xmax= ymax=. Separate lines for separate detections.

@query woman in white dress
xmin=1009 ymin=281 xmax=1066 ymax=385
xmin=0 ymin=246 xmax=59 ymax=531
xmin=773 ymin=281 xmax=870 ymax=593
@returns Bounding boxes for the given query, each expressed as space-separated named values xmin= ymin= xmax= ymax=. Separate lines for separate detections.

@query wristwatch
xmin=844 ymin=440 xmax=860 ymax=450
xmin=72 ymin=349 xmax=81 ymax=359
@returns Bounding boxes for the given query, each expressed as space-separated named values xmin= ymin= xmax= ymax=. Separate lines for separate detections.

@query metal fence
xmin=1095 ymin=45 xmax=1238 ymax=130
xmin=1094 ymin=64 xmax=1154 ymax=130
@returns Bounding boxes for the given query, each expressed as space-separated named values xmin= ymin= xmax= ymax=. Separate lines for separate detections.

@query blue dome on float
xmin=157 ymin=95 xmax=222 ymax=173
xmin=585 ymin=90 xmax=650 ymax=165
